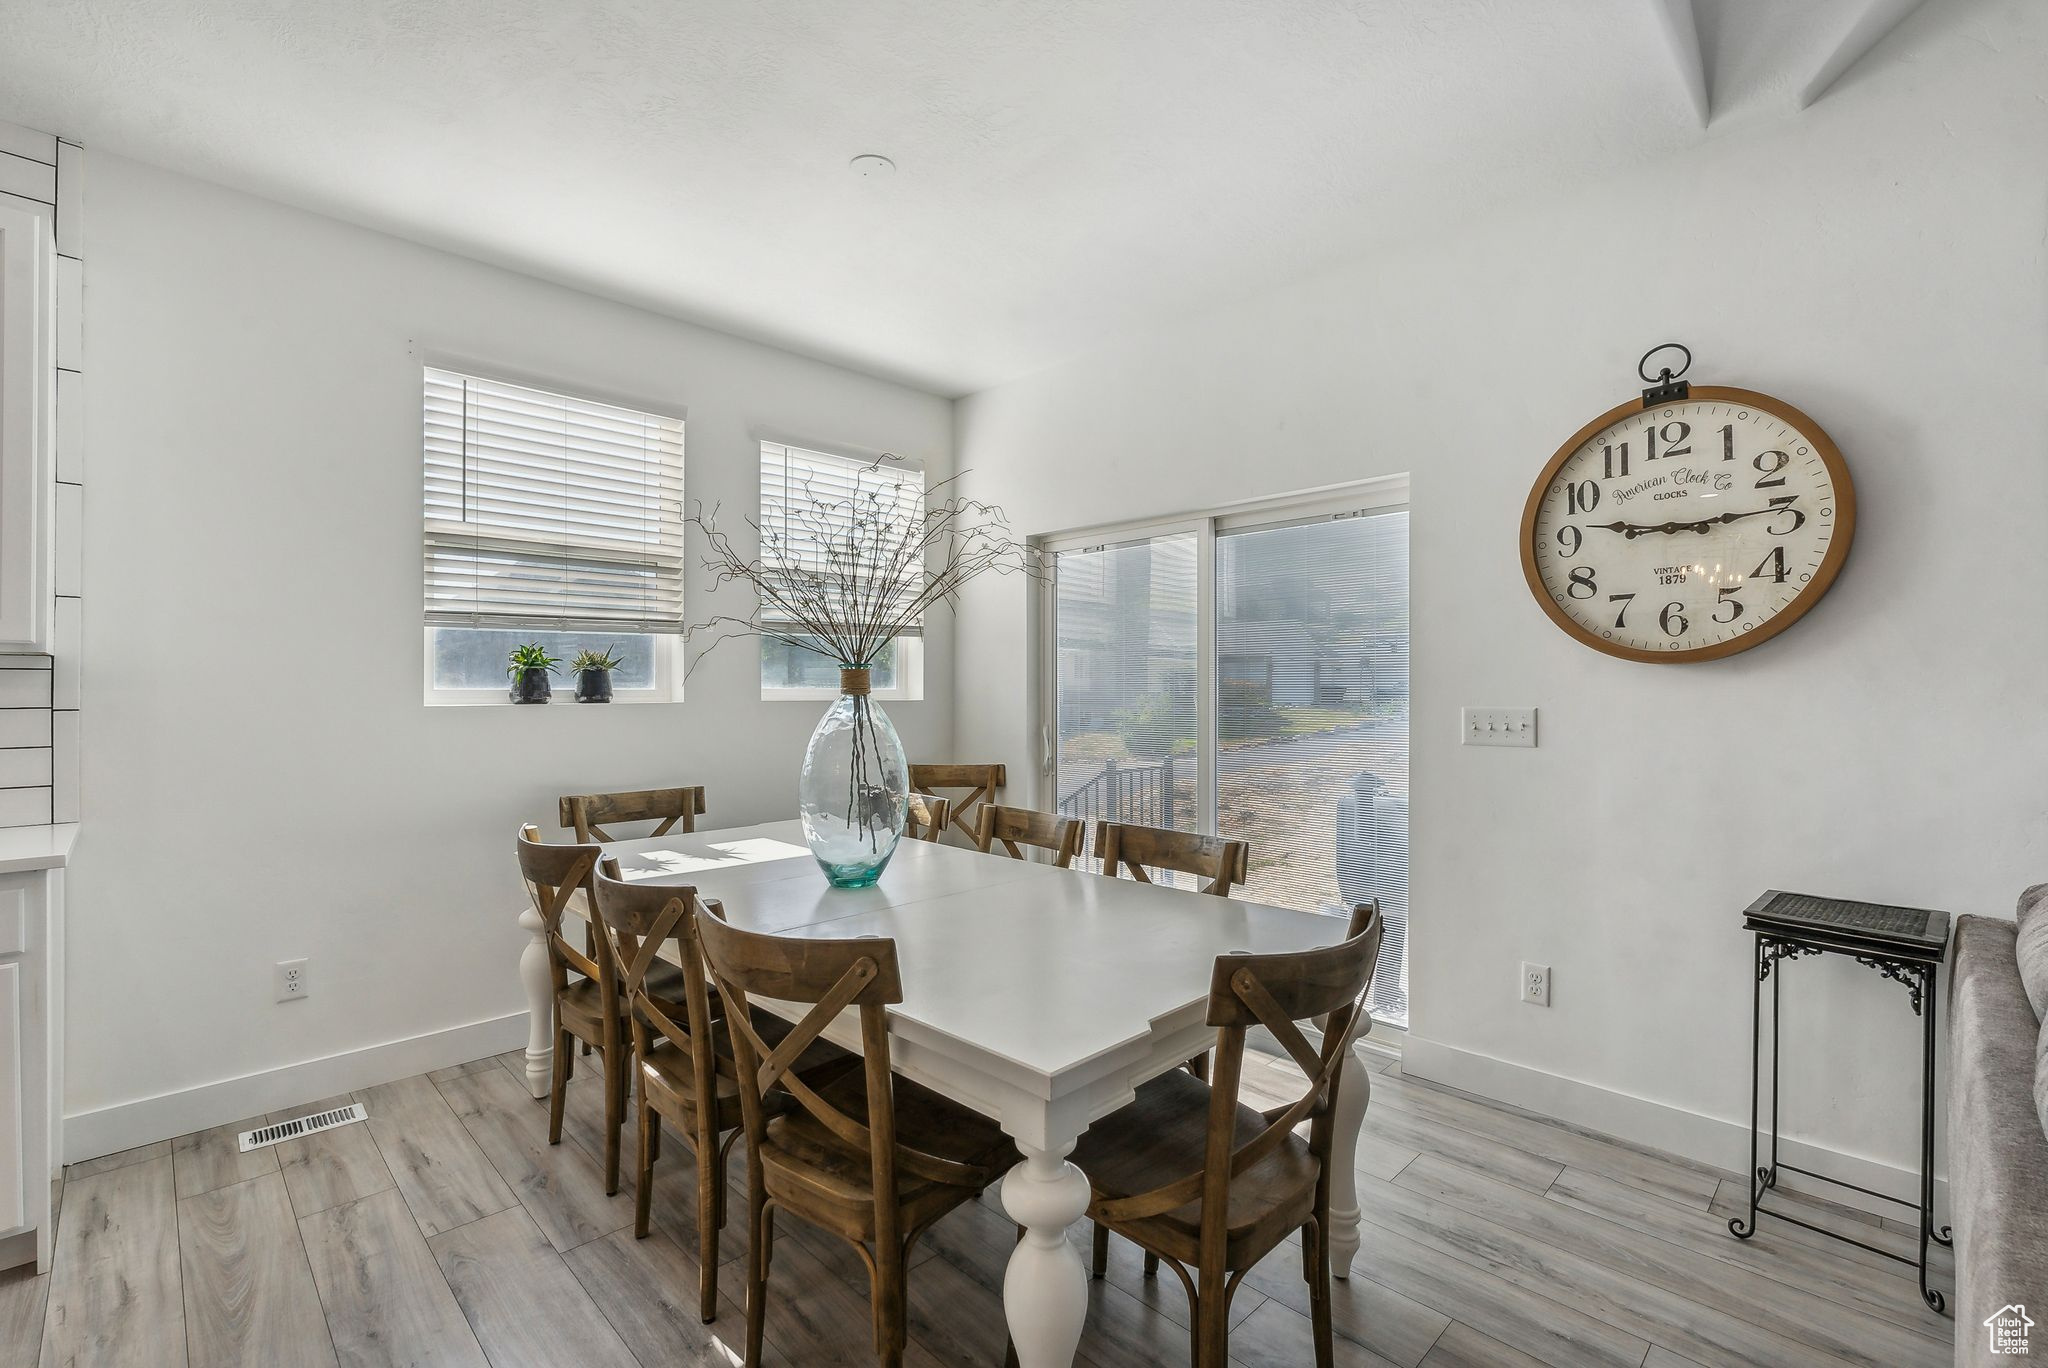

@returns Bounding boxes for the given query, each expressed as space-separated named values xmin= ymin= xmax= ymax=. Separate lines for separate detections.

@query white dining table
xmin=516 ymin=819 xmax=1372 ymax=1368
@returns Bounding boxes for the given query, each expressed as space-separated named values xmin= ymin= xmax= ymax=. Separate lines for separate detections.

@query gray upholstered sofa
xmin=1950 ymin=886 xmax=2048 ymax=1365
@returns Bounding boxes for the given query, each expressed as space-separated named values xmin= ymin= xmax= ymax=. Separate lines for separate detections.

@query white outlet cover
xmin=275 ymin=958 xmax=309 ymax=1003
xmin=1521 ymin=961 xmax=1551 ymax=1007
xmin=1463 ymin=707 xmax=1536 ymax=748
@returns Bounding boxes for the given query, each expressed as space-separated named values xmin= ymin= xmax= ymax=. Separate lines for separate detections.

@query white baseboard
xmin=64 ymin=1012 xmax=529 ymax=1164
xmin=1401 ymin=1033 xmax=1947 ymax=1224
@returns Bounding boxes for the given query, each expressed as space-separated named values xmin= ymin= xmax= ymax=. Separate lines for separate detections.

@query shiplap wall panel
xmin=51 ymin=711 xmax=78 ymax=823
xmin=0 ymin=712 xmax=51 ymax=749
xmin=55 ymin=142 xmax=81 ymax=258
xmin=0 ymin=750 xmax=51 ymax=789
xmin=51 ymin=599 xmax=79 ymax=710
xmin=0 ymin=671 xmax=50 ymax=708
xmin=56 ymin=370 xmax=81 ymax=485
xmin=0 ymin=152 xmax=54 ymax=205
xmin=0 ymin=122 xmax=56 ymax=167
xmin=0 ymin=120 xmax=78 ymax=826
xmin=0 ymin=788 xmax=49 ymax=827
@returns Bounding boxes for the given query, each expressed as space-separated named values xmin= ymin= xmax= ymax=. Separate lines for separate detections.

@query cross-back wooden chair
xmin=973 ymin=803 xmax=1084 ymax=868
xmin=1096 ymin=820 xmax=1252 ymax=1086
xmin=517 ymin=825 xmax=692 ymax=1193
xmin=1077 ymin=902 xmax=1383 ymax=1368
xmin=589 ymin=862 xmax=855 ymax=1323
xmin=904 ymin=793 xmax=950 ymax=843
xmin=694 ymin=906 xmax=1019 ymax=1367
xmin=1094 ymin=820 xmax=1249 ymax=895
xmin=908 ymin=763 xmax=1004 ymax=840
xmin=559 ymin=785 xmax=708 ymax=843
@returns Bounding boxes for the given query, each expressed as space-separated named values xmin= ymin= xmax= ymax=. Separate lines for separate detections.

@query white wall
xmin=955 ymin=1 xmax=2048 ymax=1186
xmin=71 ymin=154 xmax=953 ymax=1152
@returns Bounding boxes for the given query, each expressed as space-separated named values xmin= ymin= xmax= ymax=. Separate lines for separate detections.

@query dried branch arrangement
xmin=687 ymin=456 xmax=1040 ymax=671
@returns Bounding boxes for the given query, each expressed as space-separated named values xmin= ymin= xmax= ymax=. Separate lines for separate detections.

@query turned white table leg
xmin=1002 ymin=1140 xmax=1090 ymax=1368
xmin=518 ymin=903 xmax=553 ymax=1099
xmin=1328 ymin=1045 xmax=1371 ymax=1278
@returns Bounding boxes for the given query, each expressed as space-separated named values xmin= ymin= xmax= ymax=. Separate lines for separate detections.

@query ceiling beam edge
xmin=1647 ymin=0 xmax=1710 ymax=128
xmin=1798 ymin=0 xmax=1931 ymax=108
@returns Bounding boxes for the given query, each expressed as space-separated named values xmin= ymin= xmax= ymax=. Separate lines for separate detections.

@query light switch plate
xmin=1462 ymin=707 xmax=1536 ymax=747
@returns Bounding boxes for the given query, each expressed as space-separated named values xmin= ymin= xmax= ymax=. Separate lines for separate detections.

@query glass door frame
xmin=1032 ymin=474 xmax=1411 ymax=831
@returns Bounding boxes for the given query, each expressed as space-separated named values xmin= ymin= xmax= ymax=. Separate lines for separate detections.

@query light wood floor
xmin=1 ymin=1038 xmax=1953 ymax=1367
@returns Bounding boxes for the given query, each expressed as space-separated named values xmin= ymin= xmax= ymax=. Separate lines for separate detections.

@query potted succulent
xmin=506 ymin=643 xmax=560 ymax=704
xmin=570 ymin=645 xmax=622 ymax=703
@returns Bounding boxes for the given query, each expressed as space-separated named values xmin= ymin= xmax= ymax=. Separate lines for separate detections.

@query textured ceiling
xmin=0 ymin=0 xmax=1944 ymax=395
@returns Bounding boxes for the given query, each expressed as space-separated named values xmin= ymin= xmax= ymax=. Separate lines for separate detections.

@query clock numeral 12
xmin=1646 ymin=422 xmax=1690 ymax=463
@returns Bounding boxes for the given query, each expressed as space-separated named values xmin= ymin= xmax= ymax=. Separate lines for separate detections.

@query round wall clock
xmin=1520 ymin=346 xmax=1855 ymax=663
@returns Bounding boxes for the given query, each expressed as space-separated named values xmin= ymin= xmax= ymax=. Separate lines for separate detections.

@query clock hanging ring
xmin=1520 ymin=345 xmax=1856 ymax=663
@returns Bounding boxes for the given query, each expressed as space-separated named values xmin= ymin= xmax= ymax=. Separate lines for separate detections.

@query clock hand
xmin=1587 ymin=509 xmax=1777 ymax=538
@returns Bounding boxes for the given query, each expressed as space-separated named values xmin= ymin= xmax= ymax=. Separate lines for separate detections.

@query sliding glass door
xmin=1052 ymin=531 xmax=1201 ymax=839
xmin=1044 ymin=493 xmax=1410 ymax=1023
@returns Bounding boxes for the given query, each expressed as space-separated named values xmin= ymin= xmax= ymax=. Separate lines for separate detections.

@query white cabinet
xmin=0 ymin=194 xmax=54 ymax=653
xmin=0 ymin=960 xmax=20 ymax=1234
xmin=0 ymin=847 xmax=66 ymax=1274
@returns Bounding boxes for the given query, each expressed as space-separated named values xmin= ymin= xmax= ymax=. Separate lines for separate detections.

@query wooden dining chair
xmin=589 ymin=862 xmax=854 ymax=1323
xmin=1078 ymin=903 xmax=1383 ymax=1368
xmin=1094 ymin=820 xmax=1249 ymax=895
xmin=973 ymin=804 xmax=1084 ymax=867
xmin=517 ymin=825 xmax=693 ymax=1194
xmin=695 ymin=905 xmax=1019 ymax=1367
xmin=1096 ymin=820 xmax=1253 ymax=1087
xmin=905 ymin=793 xmax=951 ymax=842
xmin=559 ymin=785 xmax=709 ymax=842
xmin=908 ymin=763 xmax=1004 ymax=838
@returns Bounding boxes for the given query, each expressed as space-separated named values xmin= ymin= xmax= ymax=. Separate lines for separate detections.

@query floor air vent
xmin=238 ymin=1102 xmax=368 ymax=1153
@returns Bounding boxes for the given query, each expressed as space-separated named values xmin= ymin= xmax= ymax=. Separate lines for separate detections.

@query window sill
xmin=424 ymin=692 xmax=683 ymax=708
xmin=762 ymin=689 xmax=922 ymax=704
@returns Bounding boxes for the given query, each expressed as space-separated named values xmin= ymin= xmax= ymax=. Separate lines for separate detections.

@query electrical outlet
xmin=275 ymin=958 xmax=310 ymax=1003
xmin=1463 ymin=707 xmax=1536 ymax=747
xmin=1521 ymin=961 xmax=1550 ymax=1007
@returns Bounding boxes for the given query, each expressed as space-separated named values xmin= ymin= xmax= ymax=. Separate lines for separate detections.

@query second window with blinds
xmin=757 ymin=441 xmax=925 ymax=701
xmin=423 ymin=368 xmax=687 ymax=703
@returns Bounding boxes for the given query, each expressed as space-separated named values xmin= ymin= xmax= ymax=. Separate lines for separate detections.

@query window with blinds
xmin=758 ymin=442 xmax=926 ymax=696
xmin=423 ymin=368 xmax=686 ymax=634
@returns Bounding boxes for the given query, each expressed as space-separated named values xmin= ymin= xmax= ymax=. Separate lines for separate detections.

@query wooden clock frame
xmin=1519 ymin=385 xmax=1857 ymax=664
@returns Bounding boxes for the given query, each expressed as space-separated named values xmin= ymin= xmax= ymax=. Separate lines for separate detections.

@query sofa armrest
xmin=1949 ymin=913 xmax=2048 ymax=1365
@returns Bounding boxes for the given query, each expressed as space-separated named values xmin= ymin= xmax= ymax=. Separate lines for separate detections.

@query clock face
xmin=1522 ymin=386 xmax=1855 ymax=662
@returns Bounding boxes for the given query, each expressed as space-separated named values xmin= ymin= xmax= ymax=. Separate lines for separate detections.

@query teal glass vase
xmin=798 ymin=665 xmax=909 ymax=888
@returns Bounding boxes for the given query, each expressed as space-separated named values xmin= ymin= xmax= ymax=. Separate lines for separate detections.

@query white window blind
xmin=423 ymin=368 xmax=686 ymax=633
xmin=757 ymin=442 xmax=925 ymax=639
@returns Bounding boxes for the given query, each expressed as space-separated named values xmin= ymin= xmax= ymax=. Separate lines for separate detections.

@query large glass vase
xmin=798 ymin=666 xmax=909 ymax=887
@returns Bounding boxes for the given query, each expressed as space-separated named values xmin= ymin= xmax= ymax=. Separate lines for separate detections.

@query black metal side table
xmin=1728 ymin=890 xmax=1953 ymax=1313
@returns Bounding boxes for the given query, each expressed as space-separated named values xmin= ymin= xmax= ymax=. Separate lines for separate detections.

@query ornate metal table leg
xmin=1766 ymin=945 xmax=1782 ymax=1193
xmin=1919 ymin=964 xmax=1946 ymax=1313
xmin=1730 ymin=933 xmax=1764 ymax=1239
xmin=1928 ymin=964 xmax=1953 ymax=1241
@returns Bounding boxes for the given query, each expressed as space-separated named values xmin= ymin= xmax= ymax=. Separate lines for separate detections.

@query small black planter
xmin=574 ymin=667 xmax=614 ymax=703
xmin=509 ymin=667 xmax=553 ymax=704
